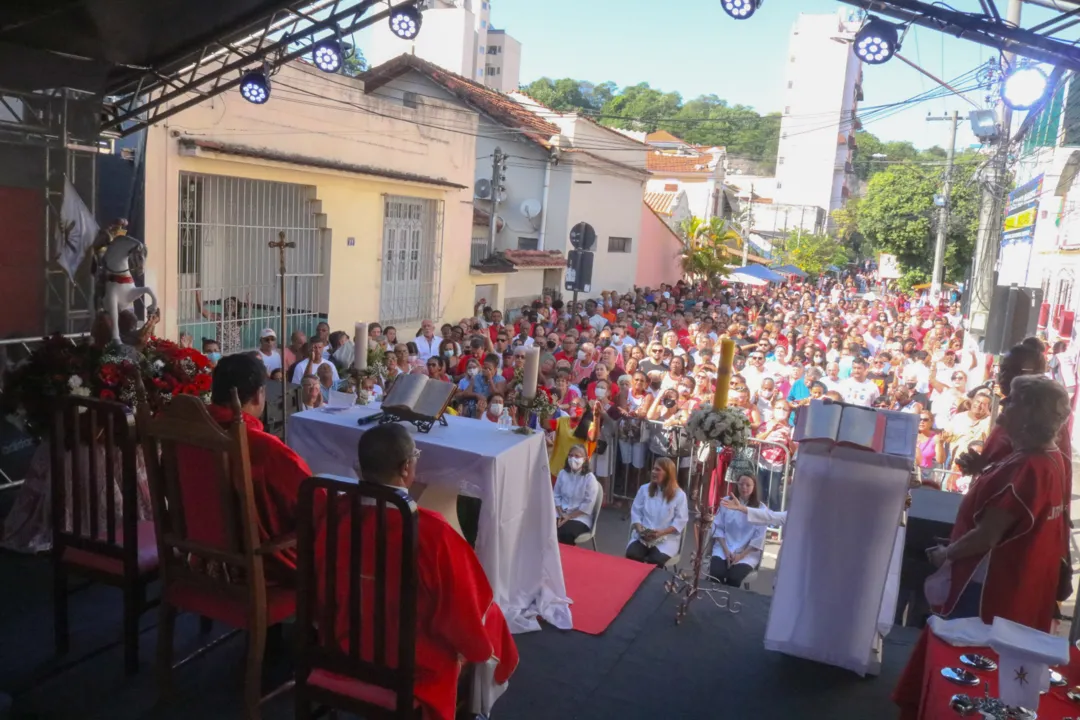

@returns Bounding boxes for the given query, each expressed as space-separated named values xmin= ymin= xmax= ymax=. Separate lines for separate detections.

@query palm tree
xmin=677 ymin=215 xmax=732 ymax=287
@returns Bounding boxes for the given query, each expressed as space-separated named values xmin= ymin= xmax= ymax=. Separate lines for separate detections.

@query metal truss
xmin=101 ymin=0 xmax=420 ymax=138
xmin=837 ymin=0 xmax=1080 ymax=72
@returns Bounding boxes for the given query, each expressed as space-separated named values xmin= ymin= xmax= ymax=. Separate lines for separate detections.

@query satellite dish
xmin=474 ymin=178 xmax=492 ymax=199
xmin=521 ymin=199 xmax=542 ymax=227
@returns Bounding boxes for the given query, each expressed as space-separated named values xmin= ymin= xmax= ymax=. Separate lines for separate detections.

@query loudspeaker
xmin=983 ymin=285 xmax=1043 ymax=355
xmin=564 ymin=250 xmax=594 ymax=293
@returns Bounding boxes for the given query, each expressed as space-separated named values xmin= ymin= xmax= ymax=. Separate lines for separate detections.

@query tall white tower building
xmin=773 ymin=9 xmax=864 ymax=223
xmin=368 ymin=0 xmax=521 ymax=90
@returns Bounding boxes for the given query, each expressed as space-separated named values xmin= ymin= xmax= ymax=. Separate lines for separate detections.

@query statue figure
xmin=97 ymin=230 xmax=158 ymax=343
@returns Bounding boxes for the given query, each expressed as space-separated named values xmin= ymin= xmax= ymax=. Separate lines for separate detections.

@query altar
xmin=287 ymin=404 xmax=572 ymax=634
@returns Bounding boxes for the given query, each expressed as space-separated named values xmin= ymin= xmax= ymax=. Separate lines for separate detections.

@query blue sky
xmin=489 ymin=0 xmax=1010 ymax=150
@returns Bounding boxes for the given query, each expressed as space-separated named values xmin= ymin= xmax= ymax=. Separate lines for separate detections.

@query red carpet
xmin=560 ymin=544 xmax=655 ymax=635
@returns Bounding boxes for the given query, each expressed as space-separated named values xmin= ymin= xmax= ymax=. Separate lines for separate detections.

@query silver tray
xmin=942 ymin=666 xmax=980 ymax=686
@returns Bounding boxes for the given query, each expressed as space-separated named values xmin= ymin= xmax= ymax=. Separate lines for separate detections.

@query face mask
xmin=595 ymin=388 xmax=608 ymax=399
xmin=663 ymin=397 xmax=677 ymax=409
xmin=772 ymin=409 xmax=788 ymax=421
xmin=207 ymin=352 xmax=222 ymax=363
xmin=444 ymin=350 xmax=453 ymax=358
xmin=577 ymin=350 xmax=587 ymax=361
xmin=468 ymin=367 xmax=479 ymax=377
xmin=490 ymin=403 xmax=504 ymax=415
xmin=409 ymin=355 xmax=418 ymax=362
xmin=760 ymin=390 xmax=774 ymax=399
xmin=569 ymin=456 xmax=585 ymax=471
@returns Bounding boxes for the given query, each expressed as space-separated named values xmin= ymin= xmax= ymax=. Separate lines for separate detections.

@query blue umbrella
xmin=770 ymin=264 xmax=809 ymax=279
xmin=735 ymin=264 xmax=786 ymax=283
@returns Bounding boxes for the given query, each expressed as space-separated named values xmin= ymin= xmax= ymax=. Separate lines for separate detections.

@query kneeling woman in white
xmin=554 ymin=445 xmax=600 ymax=545
xmin=710 ymin=468 xmax=766 ymax=587
xmin=626 ymin=457 xmax=688 ymax=567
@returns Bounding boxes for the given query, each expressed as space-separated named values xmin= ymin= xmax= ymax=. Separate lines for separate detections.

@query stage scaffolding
xmin=0 ymin=88 xmax=106 ymax=337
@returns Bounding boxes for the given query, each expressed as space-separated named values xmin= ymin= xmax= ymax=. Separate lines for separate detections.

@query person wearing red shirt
xmin=554 ymin=335 xmax=578 ymax=365
xmin=925 ymin=375 xmax=1071 ymax=635
xmin=314 ymin=424 xmax=518 ymax=720
xmin=186 ymin=354 xmax=312 ymax=582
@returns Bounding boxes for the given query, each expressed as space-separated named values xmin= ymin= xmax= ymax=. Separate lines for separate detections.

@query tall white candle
xmin=523 ymin=346 xmax=540 ymax=400
xmin=354 ymin=322 xmax=368 ymax=371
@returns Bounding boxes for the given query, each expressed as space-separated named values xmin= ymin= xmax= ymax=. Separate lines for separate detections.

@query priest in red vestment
xmin=927 ymin=374 xmax=1071 ymax=633
xmin=314 ymin=423 xmax=518 ymax=720
xmin=183 ymin=353 xmax=312 ymax=581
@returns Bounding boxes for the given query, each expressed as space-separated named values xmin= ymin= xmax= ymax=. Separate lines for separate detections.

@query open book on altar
xmin=382 ymin=374 xmax=456 ymax=422
xmin=794 ymin=400 xmax=917 ymax=462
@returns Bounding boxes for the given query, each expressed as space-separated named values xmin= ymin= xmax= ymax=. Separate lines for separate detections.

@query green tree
xmin=519 ymin=77 xmax=598 ymax=111
xmin=677 ymin=216 xmax=732 ymax=287
xmin=342 ymin=44 xmax=367 ymax=76
xmin=775 ymin=232 xmax=850 ymax=277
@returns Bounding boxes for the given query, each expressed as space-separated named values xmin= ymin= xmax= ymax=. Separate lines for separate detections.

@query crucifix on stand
xmin=269 ymin=230 xmax=295 ymax=441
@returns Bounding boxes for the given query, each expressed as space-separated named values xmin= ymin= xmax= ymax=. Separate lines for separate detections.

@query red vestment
xmin=314 ymin=504 xmax=518 ymax=720
xmin=982 ymin=421 xmax=1072 ymax=499
xmin=179 ymin=405 xmax=311 ymax=579
xmin=937 ymin=449 xmax=1068 ymax=632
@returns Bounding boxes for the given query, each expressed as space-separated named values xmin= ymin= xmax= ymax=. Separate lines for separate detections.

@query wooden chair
xmin=294 ymin=476 xmax=422 ymax=720
xmin=136 ymin=393 xmax=296 ymax=720
xmin=51 ymin=395 xmax=159 ymax=676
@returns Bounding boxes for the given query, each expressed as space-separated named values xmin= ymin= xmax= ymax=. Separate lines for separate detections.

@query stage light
xmin=1002 ymin=64 xmax=1049 ymax=110
xmin=312 ymin=37 xmax=343 ymax=73
xmin=721 ymin=0 xmax=761 ymax=20
xmin=240 ymin=69 xmax=270 ymax=104
xmin=969 ymin=109 xmax=999 ymax=142
xmin=389 ymin=5 xmax=422 ymax=39
xmin=854 ymin=17 xmax=900 ymax=65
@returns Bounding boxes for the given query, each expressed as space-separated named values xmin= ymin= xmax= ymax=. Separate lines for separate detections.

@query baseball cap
xmin=260 ymin=328 xmax=277 ymax=339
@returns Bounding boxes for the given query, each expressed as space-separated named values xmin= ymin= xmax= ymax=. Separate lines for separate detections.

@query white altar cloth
xmin=288 ymin=405 xmax=573 ymax=634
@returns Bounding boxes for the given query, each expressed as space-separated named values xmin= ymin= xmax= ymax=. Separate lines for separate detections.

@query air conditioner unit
xmin=474 ymin=178 xmax=492 ymax=199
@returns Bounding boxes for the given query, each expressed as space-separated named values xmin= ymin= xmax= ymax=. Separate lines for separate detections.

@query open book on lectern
xmin=793 ymin=399 xmax=917 ymax=462
xmin=382 ymin=374 xmax=456 ymax=421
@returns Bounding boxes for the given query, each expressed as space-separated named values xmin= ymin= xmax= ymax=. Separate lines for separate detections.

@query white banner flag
xmin=54 ymin=178 xmax=99 ymax=281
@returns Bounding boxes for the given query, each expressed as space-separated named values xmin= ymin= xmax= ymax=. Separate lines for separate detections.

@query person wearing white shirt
xmin=710 ymin=470 xmax=767 ymax=587
xmin=821 ymin=361 xmax=844 ymax=393
xmin=414 ymin=319 xmax=440 ymax=362
xmin=291 ymin=341 xmax=340 ymax=386
xmin=839 ymin=357 xmax=880 ymax=407
xmin=626 ymin=457 xmax=688 ymax=567
xmin=256 ymin=328 xmax=282 ymax=376
xmin=741 ymin=350 xmax=767 ymax=395
xmin=553 ymin=445 xmax=600 ymax=545
xmin=610 ymin=325 xmax=636 ymax=355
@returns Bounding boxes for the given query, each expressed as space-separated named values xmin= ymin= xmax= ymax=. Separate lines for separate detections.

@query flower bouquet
xmin=686 ymin=406 xmax=752 ymax=450
xmin=346 ymin=345 xmax=389 ymax=386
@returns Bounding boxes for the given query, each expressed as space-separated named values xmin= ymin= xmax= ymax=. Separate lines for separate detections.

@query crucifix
xmin=269 ymin=230 xmax=295 ymax=441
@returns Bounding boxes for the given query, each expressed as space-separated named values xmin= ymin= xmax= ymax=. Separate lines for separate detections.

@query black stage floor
xmin=0 ymin=546 xmax=916 ymax=720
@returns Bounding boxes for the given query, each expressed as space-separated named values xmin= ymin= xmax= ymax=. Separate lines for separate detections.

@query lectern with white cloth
xmin=287 ymin=404 xmax=573 ymax=635
xmin=765 ymin=402 xmax=915 ymax=675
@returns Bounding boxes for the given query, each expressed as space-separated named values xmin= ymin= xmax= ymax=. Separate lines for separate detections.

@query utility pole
xmin=969 ymin=0 xmax=1022 ymax=339
xmin=742 ymin=182 xmax=754 ymax=267
xmin=488 ymin=147 xmax=507 ymax=255
xmin=928 ymin=110 xmax=959 ymax=300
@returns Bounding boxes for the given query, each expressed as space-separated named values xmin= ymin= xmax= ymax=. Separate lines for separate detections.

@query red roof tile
xmin=647 ymin=152 xmax=719 ymax=174
xmin=360 ymin=55 xmax=559 ymax=147
xmin=503 ymin=250 xmax=566 ymax=268
xmin=644 ymin=191 xmax=678 ymax=216
xmin=646 ymin=130 xmax=686 ymax=144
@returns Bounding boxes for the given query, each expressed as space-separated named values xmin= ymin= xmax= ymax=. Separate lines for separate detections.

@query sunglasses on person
xmin=749 ymin=354 xmax=764 ymax=361
xmin=919 ymin=416 xmax=932 ymax=423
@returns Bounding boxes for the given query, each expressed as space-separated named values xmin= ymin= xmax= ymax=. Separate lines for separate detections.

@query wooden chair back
xmin=296 ymin=476 xmax=419 ymax=717
xmin=51 ymin=395 xmax=140 ymax=572
xmin=136 ymin=393 xmax=266 ymax=596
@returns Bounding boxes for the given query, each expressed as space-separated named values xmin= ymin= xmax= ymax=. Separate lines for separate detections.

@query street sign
xmin=569 ymin=222 xmax=597 ymax=251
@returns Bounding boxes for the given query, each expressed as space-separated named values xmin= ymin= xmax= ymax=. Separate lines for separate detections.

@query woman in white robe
xmin=626 ymin=457 xmax=688 ymax=567
xmin=711 ymin=469 xmax=767 ymax=587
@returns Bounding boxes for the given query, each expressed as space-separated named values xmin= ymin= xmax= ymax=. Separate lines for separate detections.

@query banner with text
xmin=998 ymin=174 xmax=1042 ymax=288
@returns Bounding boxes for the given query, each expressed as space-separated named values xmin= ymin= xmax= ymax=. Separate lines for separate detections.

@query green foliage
xmin=342 ymin=44 xmax=367 ymax=76
xmin=897 ymin=268 xmax=930 ymax=291
xmin=775 ymin=232 xmax=849 ymax=278
xmin=677 ymin=216 xmax=733 ymax=287
xmin=519 ymin=78 xmax=780 ymax=170
xmin=851 ymin=130 xmax=953 ymax=182
xmin=855 ymin=158 xmax=980 ymax=283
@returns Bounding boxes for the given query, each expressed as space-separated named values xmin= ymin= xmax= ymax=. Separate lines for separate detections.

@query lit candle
xmin=713 ymin=338 xmax=735 ymax=409
xmin=354 ymin=322 xmax=368 ymax=371
xmin=522 ymin=346 xmax=540 ymax=400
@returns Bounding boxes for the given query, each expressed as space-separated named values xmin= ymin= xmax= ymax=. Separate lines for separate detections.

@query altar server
xmin=315 ymin=423 xmax=518 ymax=720
xmin=710 ymin=465 xmax=766 ymax=587
xmin=553 ymin=445 xmax=600 ymax=545
xmin=626 ymin=457 xmax=688 ymax=567
xmin=926 ymin=375 xmax=1070 ymax=633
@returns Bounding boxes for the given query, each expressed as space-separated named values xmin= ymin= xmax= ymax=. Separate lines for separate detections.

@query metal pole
xmin=742 ymin=183 xmax=754 ymax=267
xmin=929 ymin=110 xmax=960 ymax=299
xmin=269 ymin=230 xmax=295 ymax=440
xmin=488 ymin=147 xmax=502 ymax=255
xmin=970 ymin=0 xmax=1023 ymax=340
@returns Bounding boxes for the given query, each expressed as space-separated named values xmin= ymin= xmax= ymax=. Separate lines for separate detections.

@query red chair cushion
xmin=164 ymin=582 xmax=296 ymax=628
xmin=62 ymin=520 xmax=159 ymax=576
xmin=307 ymin=669 xmax=419 ymax=711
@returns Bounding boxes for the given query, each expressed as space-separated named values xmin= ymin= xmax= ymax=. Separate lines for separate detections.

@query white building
xmin=483 ymin=29 xmax=521 ymax=93
xmin=773 ymin=9 xmax=863 ymax=223
xmin=367 ymin=0 xmax=520 ymax=91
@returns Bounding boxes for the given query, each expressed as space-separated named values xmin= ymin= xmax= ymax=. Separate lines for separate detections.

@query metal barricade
xmin=606 ymin=418 xmax=692 ymax=509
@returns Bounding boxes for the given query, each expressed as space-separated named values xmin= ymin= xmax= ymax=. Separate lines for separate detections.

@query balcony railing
xmin=471 ymin=237 xmax=492 ymax=266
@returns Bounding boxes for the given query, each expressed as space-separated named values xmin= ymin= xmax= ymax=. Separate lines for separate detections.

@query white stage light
xmin=1002 ymin=65 xmax=1049 ymax=110
xmin=721 ymin=0 xmax=761 ymax=20
xmin=240 ymin=70 xmax=270 ymax=104
xmin=390 ymin=6 xmax=422 ymax=39
xmin=854 ymin=17 xmax=900 ymax=65
xmin=312 ymin=38 xmax=343 ymax=73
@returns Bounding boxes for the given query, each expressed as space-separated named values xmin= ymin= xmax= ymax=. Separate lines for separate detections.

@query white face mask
xmin=468 ymin=367 xmax=479 ymax=377
xmin=595 ymin=388 xmax=608 ymax=399
xmin=772 ymin=409 xmax=788 ymax=421
xmin=577 ymin=350 xmax=587 ymax=361
xmin=490 ymin=403 xmax=504 ymax=415
xmin=569 ymin=456 xmax=585 ymax=471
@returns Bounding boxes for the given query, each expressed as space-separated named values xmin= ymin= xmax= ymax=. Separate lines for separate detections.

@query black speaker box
xmin=984 ymin=285 xmax=1043 ymax=355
